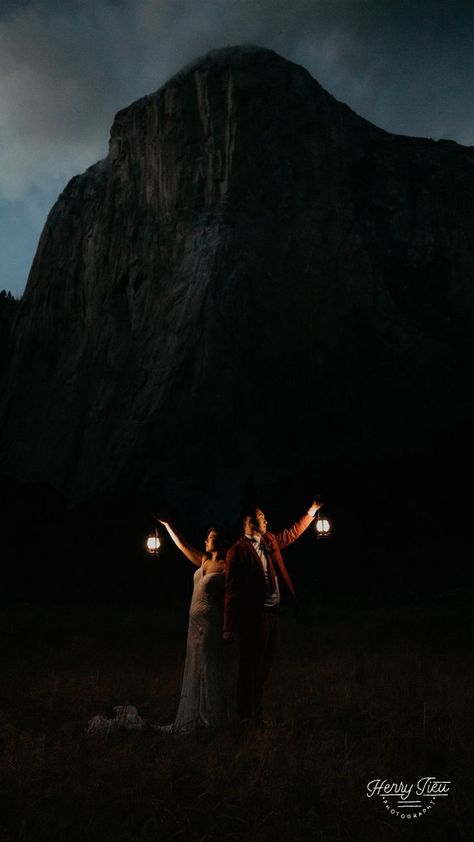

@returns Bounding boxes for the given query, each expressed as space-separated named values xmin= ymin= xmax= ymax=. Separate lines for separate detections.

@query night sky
xmin=1 ymin=0 xmax=474 ymax=298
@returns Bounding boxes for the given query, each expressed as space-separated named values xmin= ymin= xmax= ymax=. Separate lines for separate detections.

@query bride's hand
xmin=152 ymin=512 xmax=168 ymax=526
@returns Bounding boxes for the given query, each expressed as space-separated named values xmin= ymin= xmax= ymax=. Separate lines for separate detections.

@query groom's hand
xmin=223 ymin=632 xmax=234 ymax=644
xmin=308 ymin=500 xmax=322 ymax=517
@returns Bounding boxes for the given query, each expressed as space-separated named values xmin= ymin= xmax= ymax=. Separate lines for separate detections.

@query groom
xmin=223 ymin=499 xmax=321 ymax=723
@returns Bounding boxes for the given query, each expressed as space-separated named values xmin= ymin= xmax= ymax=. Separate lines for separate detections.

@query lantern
xmin=315 ymin=512 xmax=332 ymax=538
xmin=146 ymin=529 xmax=161 ymax=554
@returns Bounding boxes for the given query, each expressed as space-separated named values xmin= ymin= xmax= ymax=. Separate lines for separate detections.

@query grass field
xmin=1 ymin=595 xmax=472 ymax=842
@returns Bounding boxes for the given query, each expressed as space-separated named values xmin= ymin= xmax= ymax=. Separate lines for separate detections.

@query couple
xmin=156 ymin=497 xmax=321 ymax=733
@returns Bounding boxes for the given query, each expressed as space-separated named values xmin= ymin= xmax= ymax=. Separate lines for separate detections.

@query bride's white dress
xmin=159 ymin=564 xmax=227 ymax=734
xmin=86 ymin=565 xmax=227 ymax=737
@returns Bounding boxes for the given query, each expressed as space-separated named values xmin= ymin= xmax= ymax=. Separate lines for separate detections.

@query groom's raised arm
xmin=273 ymin=500 xmax=321 ymax=550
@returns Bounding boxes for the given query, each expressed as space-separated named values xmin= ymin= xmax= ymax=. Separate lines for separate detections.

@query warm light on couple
xmin=154 ymin=498 xmax=322 ymax=733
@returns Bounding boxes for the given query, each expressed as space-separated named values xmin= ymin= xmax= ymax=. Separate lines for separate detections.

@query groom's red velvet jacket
xmin=223 ymin=512 xmax=314 ymax=636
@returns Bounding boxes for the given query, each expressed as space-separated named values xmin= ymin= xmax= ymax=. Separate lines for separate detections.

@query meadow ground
xmin=0 ymin=594 xmax=472 ymax=842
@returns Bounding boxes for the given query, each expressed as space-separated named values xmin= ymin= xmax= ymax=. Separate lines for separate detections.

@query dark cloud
xmin=1 ymin=0 xmax=474 ymax=294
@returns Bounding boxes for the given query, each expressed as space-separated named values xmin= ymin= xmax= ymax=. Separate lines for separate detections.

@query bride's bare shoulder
xmin=202 ymin=557 xmax=226 ymax=574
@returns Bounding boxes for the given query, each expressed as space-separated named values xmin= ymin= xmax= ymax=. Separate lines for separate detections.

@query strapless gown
xmin=159 ymin=565 xmax=227 ymax=734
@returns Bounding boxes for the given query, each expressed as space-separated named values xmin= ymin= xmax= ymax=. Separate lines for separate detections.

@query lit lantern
xmin=315 ymin=512 xmax=332 ymax=539
xmin=146 ymin=529 xmax=161 ymax=554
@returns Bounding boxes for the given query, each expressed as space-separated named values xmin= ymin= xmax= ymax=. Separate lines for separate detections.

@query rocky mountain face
xmin=0 ymin=295 xmax=18 ymax=375
xmin=1 ymin=46 xmax=473 ymax=511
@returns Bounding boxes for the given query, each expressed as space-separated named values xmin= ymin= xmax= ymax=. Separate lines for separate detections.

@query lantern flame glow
xmin=146 ymin=533 xmax=161 ymax=554
xmin=315 ymin=516 xmax=331 ymax=537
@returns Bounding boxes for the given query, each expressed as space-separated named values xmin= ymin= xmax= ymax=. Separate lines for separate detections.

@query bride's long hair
xmin=204 ymin=526 xmax=229 ymax=560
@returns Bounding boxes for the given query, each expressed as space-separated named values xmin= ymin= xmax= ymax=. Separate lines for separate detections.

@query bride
xmin=153 ymin=517 xmax=228 ymax=734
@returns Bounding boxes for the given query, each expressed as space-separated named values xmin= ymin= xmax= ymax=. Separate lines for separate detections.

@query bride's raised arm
xmin=153 ymin=516 xmax=203 ymax=567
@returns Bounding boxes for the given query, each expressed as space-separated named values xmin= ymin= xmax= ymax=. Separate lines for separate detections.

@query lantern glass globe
xmin=146 ymin=534 xmax=161 ymax=554
xmin=316 ymin=516 xmax=331 ymax=537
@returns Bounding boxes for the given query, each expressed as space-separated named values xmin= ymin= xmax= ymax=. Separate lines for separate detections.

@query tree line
xmin=0 ymin=290 xmax=18 ymax=302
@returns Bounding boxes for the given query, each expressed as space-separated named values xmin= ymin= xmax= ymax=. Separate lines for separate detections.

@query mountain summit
xmin=1 ymin=46 xmax=473 ymax=505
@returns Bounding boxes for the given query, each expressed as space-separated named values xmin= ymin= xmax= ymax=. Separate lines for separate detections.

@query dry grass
xmin=0 ymin=598 xmax=472 ymax=842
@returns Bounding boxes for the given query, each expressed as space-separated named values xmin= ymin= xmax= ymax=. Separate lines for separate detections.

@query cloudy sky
xmin=1 ymin=0 xmax=473 ymax=297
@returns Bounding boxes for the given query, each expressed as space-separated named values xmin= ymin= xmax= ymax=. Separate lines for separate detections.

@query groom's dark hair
xmin=240 ymin=504 xmax=261 ymax=531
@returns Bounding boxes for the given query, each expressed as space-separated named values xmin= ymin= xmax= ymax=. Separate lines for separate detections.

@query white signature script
xmin=367 ymin=777 xmax=451 ymax=800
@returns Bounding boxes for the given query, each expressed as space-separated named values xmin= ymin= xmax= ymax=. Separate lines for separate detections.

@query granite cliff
xmin=1 ymin=46 xmax=473 ymax=509
xmin=0 ymin=294 xmax=18 ymax=375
